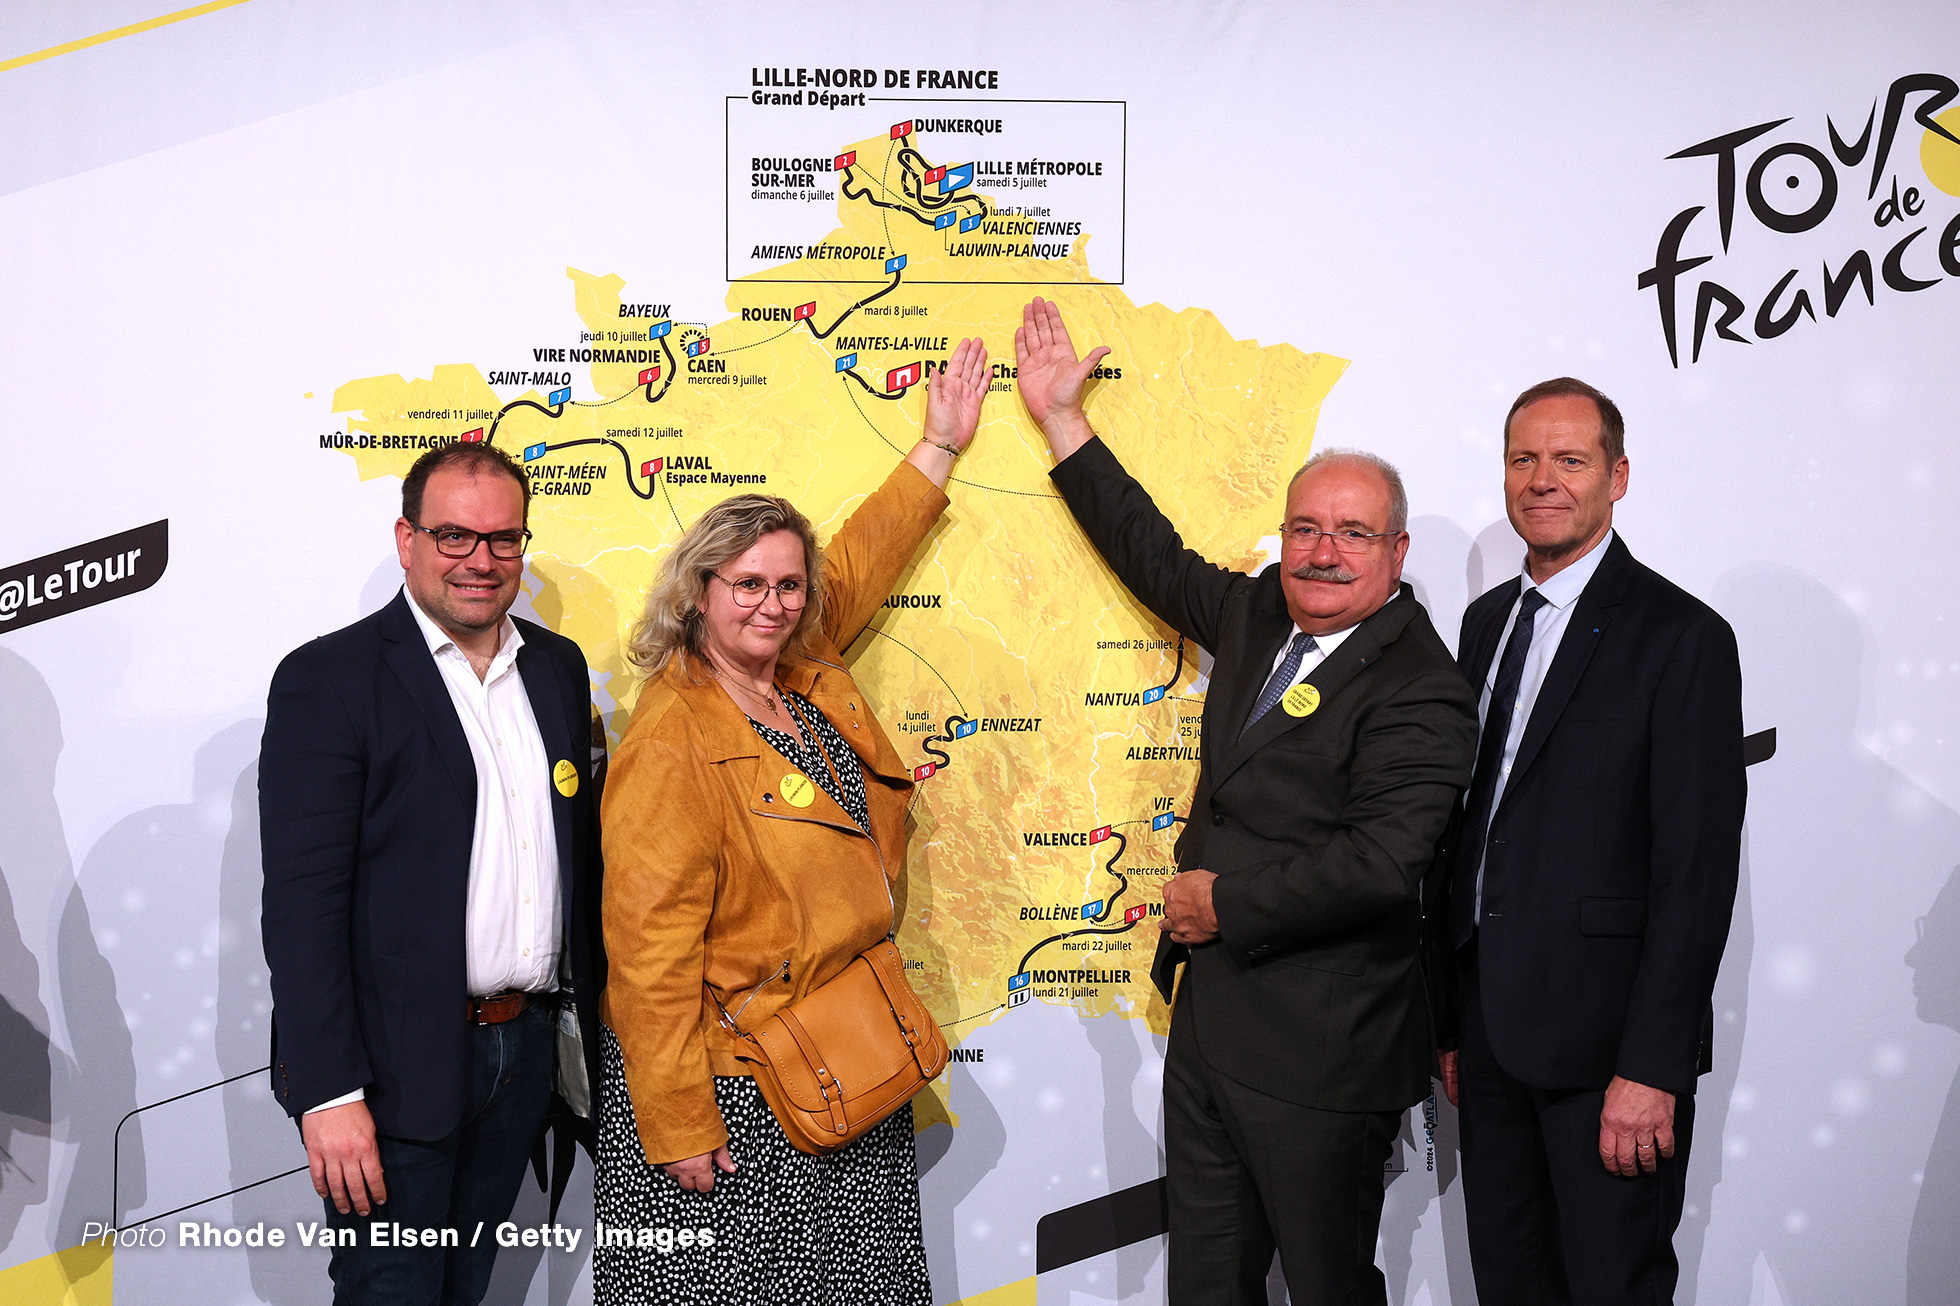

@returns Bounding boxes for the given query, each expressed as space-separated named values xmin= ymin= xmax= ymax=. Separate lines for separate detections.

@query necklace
xmin=713 ymin=666 xmax=784 ymax=718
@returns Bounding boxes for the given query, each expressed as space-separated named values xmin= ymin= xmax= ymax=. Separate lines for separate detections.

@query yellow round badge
xmin=1282 ymin=683 xmax=1321 ymax=717
xmin=780 ymin=772 xmax=816 ymax=807
xmin=552 ymin=759 xmax=579 ymax=797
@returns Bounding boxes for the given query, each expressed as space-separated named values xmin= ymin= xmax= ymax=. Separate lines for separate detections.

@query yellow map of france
xmin=327 ymin=125 xmax=1346 ymax=1116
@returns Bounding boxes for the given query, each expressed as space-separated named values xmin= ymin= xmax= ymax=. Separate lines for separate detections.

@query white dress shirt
xmin=1471 ymin=528 xmax=1615 ymax=921
xmin=308 ymin=593 xmax=563 ymax=1115
xmin=1257 ymin=590 xmax=1391 ymax=692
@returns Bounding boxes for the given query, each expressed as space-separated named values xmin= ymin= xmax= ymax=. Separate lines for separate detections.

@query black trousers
xmin=1458 ymin=959 xmax=1697 ymax=1306
xmin=1164 ymin=995 xmax=1399 ymax=1306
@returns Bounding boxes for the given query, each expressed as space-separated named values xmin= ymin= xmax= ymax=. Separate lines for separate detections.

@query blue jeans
xmin=325 ymin=1003 xmax=555 ymax=1305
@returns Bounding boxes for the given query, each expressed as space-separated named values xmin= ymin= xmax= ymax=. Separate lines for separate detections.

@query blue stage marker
xmin=835 ymin=353 xmax=858 ymax=373
xmin=885 ymin=254 xmax=907 ymax=273
xmin=939 ymin=162 xmax=975 ymax=193
xmin=1153 ymin=812 xmax=1176 ymax=831
xmin=649 ymin=320 xmax=672 ymax=339
xmin=1081 ymin=899 xmax=1105 ymax=921
xmin=547 ymin=387 xmax=572 ymax=407
xmin=1142 ymin=686 xmax=1165 ymax=704
xmin=522 ymin=442 xmax=547 ymax=462
xmin=1007 ymin=972 xmax=1031 ymax=992
xmin=959 ymin=214 xmax=983 ymax=233
xmin=955 ymin=719 xmax=978 ymax=739
xmin=935 ymin=211 xmax=956 ymax=230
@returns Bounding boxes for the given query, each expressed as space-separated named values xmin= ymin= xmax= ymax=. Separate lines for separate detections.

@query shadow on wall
xmin=1697 ymin=563 xmax=1960 ymax=1306
xmin=0 ymin=697 xmax=67 ymax=1255
xmin=0 ymin=647 xmax=146 ymax=1250
xmin=210 ymin=724 xmax=327 ymax=1303
xmin=1907 ymin=865 xmax=1960 ymax=1305
xmin=917 ymin=1059 xmax=1008 ymax=1301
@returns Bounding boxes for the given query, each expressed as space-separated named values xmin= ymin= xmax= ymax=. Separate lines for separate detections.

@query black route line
xmin=802 ymin=269 xmax=903 ymax=342
xmin=920 ymin=713 xmax=971 ymax=773
xmin=1152 ymin=635 xmax=1187 ymax=697
xmin=840 ymin=366 xmax=912 ymax=402
xmin=486 ymin=337 xmax=676 ymax=446
xmin=537 ymin=438 xmax=658 ymax=500
xmin=1016 ymin=829 xmax=1140 ymax=976
xmin=894 ymin=147 xmax=990 ymax=224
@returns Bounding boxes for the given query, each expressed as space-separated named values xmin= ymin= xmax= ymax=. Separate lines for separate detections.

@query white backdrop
xmin=3 ymin=3 xmax=1959 ymax=1304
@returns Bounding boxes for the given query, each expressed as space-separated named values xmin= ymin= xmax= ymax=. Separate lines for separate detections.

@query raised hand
xmin=1014 ymin=297 xmax=1110 ymax=437
xmin=923 ymin=336 xmax=990 ymax=454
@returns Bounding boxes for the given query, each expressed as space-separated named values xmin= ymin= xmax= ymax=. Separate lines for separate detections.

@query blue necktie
xmin=1451 ymin=587 xmax=1550 ymax=947
xmin=1243 ymin=631 xmax=1318 ymax=735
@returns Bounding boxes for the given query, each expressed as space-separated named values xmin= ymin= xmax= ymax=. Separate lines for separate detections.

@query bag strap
xmin=861 ymin=945 xmax=936 ymax=1076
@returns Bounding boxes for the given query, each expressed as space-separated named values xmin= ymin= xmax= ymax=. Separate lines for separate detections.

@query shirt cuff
xmin=303 ymin=1087 xmax=365 ymax=1114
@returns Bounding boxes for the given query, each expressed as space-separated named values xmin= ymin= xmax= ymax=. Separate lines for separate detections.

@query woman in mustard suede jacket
xmin=593 ymin=338 xmax=990 ymax=1306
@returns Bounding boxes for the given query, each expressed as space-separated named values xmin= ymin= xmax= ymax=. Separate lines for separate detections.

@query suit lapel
xmin=516 ymin=628 xmax=579 ymax=903
xmin=1208 ymin=583 xmax=1412 ymax=791
xmin=1206 ymin=570 xmax=1295 ymax=776
xmin=378 ymin=592 xmax=476 ymax=803
xmin=1462 ymin=579 xmax=1521 ymax=684
xmin=1499 ymin=535 xmax=1634 ymax=800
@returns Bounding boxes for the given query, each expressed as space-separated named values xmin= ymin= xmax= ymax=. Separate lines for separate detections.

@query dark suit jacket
xmin=1440 ymin=534 xmax=1745 ymax=1096
xmin=259 ymin=590 xmax=605 ymax=1143
xmin=1052 ymin=439 xmax=1478 ymax=1113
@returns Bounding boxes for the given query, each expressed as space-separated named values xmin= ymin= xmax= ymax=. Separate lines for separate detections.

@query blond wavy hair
xmin=626 ymin=494 xmax=826 ymax=678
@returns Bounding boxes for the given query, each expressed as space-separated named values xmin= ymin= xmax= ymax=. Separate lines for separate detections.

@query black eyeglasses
xmin=712 ymin=572 xmax=808 ymax=610
xmin=412 ymin=523 xmax=532 ymax=560
xmin=1280 ymin=524 xmax=1398 ymax=555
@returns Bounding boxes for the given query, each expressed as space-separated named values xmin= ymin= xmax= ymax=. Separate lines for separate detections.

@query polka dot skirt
xmin=594 ymin=1027 xmax=930 ymax=1305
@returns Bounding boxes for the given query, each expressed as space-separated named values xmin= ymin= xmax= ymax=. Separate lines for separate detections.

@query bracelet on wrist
xmin=923 ymin=438 xmax=962 ymax=458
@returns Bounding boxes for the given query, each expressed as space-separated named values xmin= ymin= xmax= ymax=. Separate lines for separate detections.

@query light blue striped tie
xmin=1243 ymin=631 xmax=1318 ymax=734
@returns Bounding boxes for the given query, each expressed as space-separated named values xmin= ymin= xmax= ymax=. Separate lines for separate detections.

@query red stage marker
xmin=641 ymin=458 xmax=664 ymax=478
xmin=913 ymin=762 xmax=937 ymax=781
xmin=793 ymin=302 xmax=816 ymax=321
xmin=834 ymin=150 xmax=856 ymax=169
xmin=639 ymin=365 xmax=660 ymax=385
xmin=460 ymin=428 xmax=484 ymax=443
xmin=885 ymin=361 xmax=922 ymax=392
xmin=1089 ymin=825 xmax=1112 ymax=844
xmin=1124 ymin=904 xmax=1148 ymax=924
xmin=891 ymin=120 xmax=913 ymax=139
xmin=923 ymin=165 xmax=947 ymax=185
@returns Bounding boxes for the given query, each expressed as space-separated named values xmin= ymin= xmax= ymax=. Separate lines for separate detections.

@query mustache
xmin=1289 ymin=562 xmax=1358 ymax=583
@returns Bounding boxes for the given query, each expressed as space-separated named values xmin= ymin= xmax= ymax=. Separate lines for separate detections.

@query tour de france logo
xmin=1639 ymin=72 xmax=1960 ymax=366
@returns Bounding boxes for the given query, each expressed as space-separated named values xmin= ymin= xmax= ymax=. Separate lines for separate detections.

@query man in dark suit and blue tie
xmin=1437 ymin=378 xmax=1746 ymax=1306
xmin=259 ymin=442 xmax=604 ymax=1304
xmin=1014 ymin=297 xmax=1478 ymax=1305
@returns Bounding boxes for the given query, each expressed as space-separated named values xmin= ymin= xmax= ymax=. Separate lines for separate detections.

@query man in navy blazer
xmin=260 ymin=442 xmax=604 ymax=1304
xmin=1436 ymin=378 xmax=1745 ymax=1306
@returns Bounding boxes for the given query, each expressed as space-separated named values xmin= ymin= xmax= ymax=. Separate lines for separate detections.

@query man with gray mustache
xmin=1014 ymin=297 xmax=1478 ymax=1304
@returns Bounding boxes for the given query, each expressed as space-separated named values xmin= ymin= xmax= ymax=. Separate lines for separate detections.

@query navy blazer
xmin=259 ymin=590 xmax=605 ymax=1142
xmin=1440 ymin=534 xmax=1745 ymax=1096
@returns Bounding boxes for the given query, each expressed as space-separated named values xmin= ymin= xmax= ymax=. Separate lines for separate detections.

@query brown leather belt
xmin=467 ymin=990 xmax=550 ymax=1025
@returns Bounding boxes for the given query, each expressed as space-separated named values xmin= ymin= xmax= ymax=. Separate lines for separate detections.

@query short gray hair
xmin=1287 ymin=447 xmax=1408 ymax=533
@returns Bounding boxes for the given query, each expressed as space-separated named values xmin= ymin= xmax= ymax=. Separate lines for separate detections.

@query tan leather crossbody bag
xmin=716 ymin=699 xmax=948 ymax=1155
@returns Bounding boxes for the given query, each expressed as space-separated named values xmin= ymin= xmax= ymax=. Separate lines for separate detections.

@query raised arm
xmin=1019 ymin=297 xmax=1243 ymax=650
xmin=819 ymin=339 xmax=987 ymax=647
